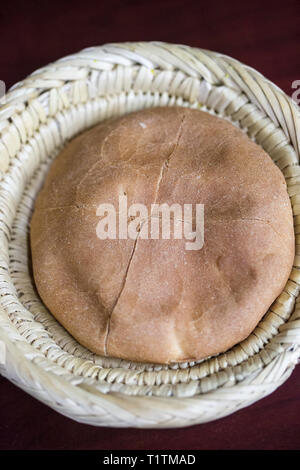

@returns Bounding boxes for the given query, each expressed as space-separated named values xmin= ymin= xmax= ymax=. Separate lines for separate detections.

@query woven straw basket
xmin=0 ymin=42 xmax=300 ymax=429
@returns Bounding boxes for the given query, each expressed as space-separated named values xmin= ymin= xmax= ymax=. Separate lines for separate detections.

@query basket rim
xmin=0 ymin=41 xmax=300 ymax=428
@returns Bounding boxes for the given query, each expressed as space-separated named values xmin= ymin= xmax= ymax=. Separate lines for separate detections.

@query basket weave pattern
xmin=0 ymin=42 xmax=300 ymax=427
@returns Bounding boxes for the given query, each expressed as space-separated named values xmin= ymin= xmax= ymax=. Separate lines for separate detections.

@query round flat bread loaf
xmin=30 ymin=107 xmax=295 ymax=364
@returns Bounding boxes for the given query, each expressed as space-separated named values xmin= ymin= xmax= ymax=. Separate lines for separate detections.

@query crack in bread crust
xmin=104 ymin=112 xmax=187 ymax=356
xmin=103 ymin=225 xmax=141 ymax=356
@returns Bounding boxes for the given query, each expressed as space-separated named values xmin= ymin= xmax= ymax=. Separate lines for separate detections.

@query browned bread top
xmin=30 ymin=107 xmax=295 ymax=364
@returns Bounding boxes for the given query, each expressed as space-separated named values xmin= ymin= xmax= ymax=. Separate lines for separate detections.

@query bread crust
xmin=30 ymin=107 xmax=295 ymax=364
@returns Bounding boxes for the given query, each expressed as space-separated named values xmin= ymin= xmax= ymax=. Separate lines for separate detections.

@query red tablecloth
xmin=0 ymin=0 xmax=299 ymax=450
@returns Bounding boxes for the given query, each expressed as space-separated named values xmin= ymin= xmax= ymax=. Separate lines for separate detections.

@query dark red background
xmin=0 ymin=0 xmax=299 ymax=450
